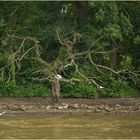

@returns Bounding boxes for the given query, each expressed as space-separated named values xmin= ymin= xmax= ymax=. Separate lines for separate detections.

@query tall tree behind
xmin=74 ymin=1 xmax=87 ymax=25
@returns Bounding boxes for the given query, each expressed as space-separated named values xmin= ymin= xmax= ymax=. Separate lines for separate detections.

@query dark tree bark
xmin=74 ymin=1 xmax=87 ymax=25
xmin=110 ymin=39 xmax=118 ymax=68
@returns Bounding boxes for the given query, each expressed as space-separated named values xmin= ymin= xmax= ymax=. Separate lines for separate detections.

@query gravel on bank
xmin=0 ymin=97 xmax=140 ymax=116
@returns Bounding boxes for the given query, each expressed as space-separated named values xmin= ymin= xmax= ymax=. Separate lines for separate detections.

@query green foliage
xmin=61 ymin=78 xmax=138 ymax=98
xmin=0 ymin=83 xmax=51 ymax=97
xmin=134 ymin=35 xmax=140 ymax=44
xmin=0 ymin=18 xmax=6 ymax=28
xmin=104 ymin=23 xmax=122 ymax=40
xmin=119 ymin=13 xmax=133 ymax=36
xmin=0 ymin=1 xmax=139 ymax=98
xmin=61 ymin=82 xmax=98 ymax=98
xmin=95 ymin=9 xmax=105 ymax=22
xmin=101 ymin=77 xmax=137 ymax=97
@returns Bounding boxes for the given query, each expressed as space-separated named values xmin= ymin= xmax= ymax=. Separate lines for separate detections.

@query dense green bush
xmin=0 ymin=83 xmax=51 ymax=97
xmin=100 ymin=77 xmax=138 ymax=97
xmin=61 ymin=82 xmax=98 ymax=98
xmin=0 ymin=79 xmax=138 ymax=98
xmin=61 ymin=78 xmax=138 ymax=98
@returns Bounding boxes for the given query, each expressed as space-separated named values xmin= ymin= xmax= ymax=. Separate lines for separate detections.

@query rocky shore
xmin=0 ymin=97 xmax=140 ymax=116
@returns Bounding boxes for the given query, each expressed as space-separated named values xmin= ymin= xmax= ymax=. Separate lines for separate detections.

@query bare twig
xmin=56 ymin=28 xmax=64 ymax=45
xmin=10 ymin=2 xmax=25 ymax=17
xmin=88 ymin=35 xmax=105 ymax=51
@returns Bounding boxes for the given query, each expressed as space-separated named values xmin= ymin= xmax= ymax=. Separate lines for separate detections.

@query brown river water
xmin=0 ymin=114 xmax=140 ymax=139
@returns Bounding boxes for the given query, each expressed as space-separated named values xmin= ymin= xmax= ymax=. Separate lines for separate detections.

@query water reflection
xmin=0 ymin=114 xmax=140 ymax=139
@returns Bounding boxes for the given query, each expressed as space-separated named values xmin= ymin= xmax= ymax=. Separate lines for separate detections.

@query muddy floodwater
xmin=0 ymin=114 xmax=140 ymax=139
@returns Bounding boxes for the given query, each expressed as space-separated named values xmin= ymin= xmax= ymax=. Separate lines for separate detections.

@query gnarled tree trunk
xmin=51 ymin=78 xmax=61 ymax=103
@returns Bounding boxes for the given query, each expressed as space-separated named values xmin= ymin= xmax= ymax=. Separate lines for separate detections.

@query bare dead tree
xmin=31 ymin=28 xmax=140 ymax=103
xmin=1 ymin=28 xmax=139 ymax=104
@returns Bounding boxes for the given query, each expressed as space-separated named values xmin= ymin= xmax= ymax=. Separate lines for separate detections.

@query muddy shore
xmin=0 ymin=97 xmax=140 ymax=116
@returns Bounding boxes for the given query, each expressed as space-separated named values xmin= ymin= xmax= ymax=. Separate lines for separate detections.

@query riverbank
xmin=0 ymin=97 xmax=140 ymax=116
